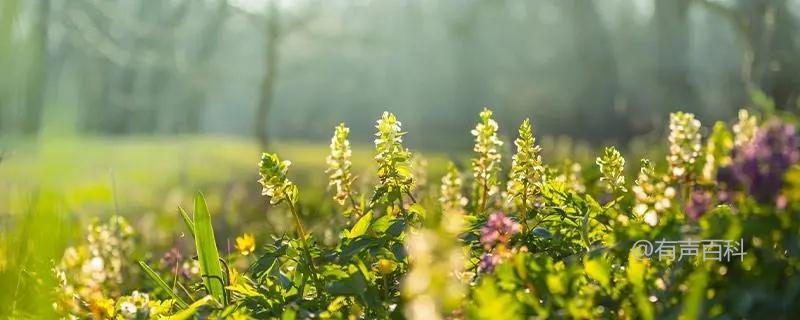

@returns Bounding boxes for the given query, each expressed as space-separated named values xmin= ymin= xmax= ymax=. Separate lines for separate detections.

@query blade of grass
xmin=178 ymin=205 xmax=195 ymax=238
xmin=193 ymin=192 xmax=226 ymax=304
xmin=165 ymin=295 xmax=213 ymax=320
xmin=138 ymin=261 xmax=189 ymax=309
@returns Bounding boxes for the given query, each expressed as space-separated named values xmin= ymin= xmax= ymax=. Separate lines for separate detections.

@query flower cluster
xmin=160 ymin=247 xmax=198 ymax=279
xmin=596 ymin=146 xmax=627 ymax=194
xmin=116 ymin=291 xmax=173 ymax=319
xmin=326 ymin=123 xmax=356 ymax=206
xmin=733 ymin=109 xmax=758 ymax=147
xmin=632 ymin=159 xmax=675 ymax=226
xmin=471 ymin=108 xmax=504 ymax=210
xmin=478 ymin=212 xmax=520 ymax=273
xmin=374 ymin=111 xmax=415 ymax=195
xmin=725 ymin=119 xmax=799 ymax=204
xmin=54 ymin=217 xmax=160 ymax=318
xmin=439 ymin=162 xmax=468 ymax=213
xmin=685 ymin=189 xmax=713 ymax=220
xmin=506 ymin=119 xmax=544 ymax=214
xmin=667 ymin=112 xmax=702 ymax=181
xmin=258 ymin=152 xmax=298 ymax=205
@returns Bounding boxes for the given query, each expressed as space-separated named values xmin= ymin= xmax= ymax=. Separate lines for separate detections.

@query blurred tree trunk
xmin=180 ymin=0 xmax=229 ymax=133
xmin=255 ymin=0 xmax=282 ymax=148
xmin=654 ymin=0 xmax=698 ymax=114
xmin=739 ymin=0 xmax=800 ymax=109
xmin=447 ymin=0 xmax=491 ymax=137
xmin=563 ymin=0 xmax=624 ymax=142
xmin=694 ymin=0 xmax=800 ymax=109
xmin=22 ymin=0 xmax=50 ymax=135
xmin=0 ymin=0 xmax=20 ymax=133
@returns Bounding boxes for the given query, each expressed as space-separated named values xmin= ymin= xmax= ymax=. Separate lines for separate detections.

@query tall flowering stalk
xmin=326 ymin=123 xmax=359 ymax=213
xmin=374 ymin=112 xmax=415 ymax=202
xmin=506 ymin=119 xmax=544 ymax=228
xmin=632 ymin=159 xmax=675 ymax=226
xmin=733 ymin=109 xmax=758 ymax=147
xmin=440 ymin=162 xmax=468 ymax=213
xmin=667 ymin=112 xmax=702 ymax=183
xmin=596 ymin=146 xmax=627 ymax=195
xmin=258 ymin=152 xmax=320 ymax=286
xmin=471 ymin=108 xmax=504 ymax=213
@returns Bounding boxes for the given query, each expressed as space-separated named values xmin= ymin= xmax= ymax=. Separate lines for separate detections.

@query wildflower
xmin=439 ymin=162 xmax=468 ymax=212
xmin=235 ymin=233 xmax=256 ymax=256
xmin=632 ymin=159 xmax=675 ymax=226
xmin=374 ymin=112 xmax=415 ymax=195
xmin=375 ymin=258 xmax=398 ymax=275
xmin=118 ymin=301 xmax=137 ymax=319
xmin=685 ymin=189 xmax=713 ymax=220
xmin=258 ymin=152 xmax=298 ymax=205
xmin=326 ymin=123 xmax=356 ymax=206
xmin=733 ymin=109 xmax=758 ymax=147
xmin=506 ymin=119 xmax=544 ymax=215
xmin=160 ymin=247 xmax=189 ymax=278
xmin=667 ymin=112 xmax=702 ymax=181
xmin=471 ymin=108 xmax=504 ymax=211
xmin=728 ymin=119 xmax=799 ymax=204
xmin=478 ymin=253 xmax=500 ymax=273
xmin=701 ymin=122 xmax=734 ymax=182
xmin=480 ymin=212 xmax=520 ymax=250
xmin=596 ymin=146 xmax=627 ymax=193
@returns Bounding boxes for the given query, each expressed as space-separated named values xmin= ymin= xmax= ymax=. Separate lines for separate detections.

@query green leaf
xmin=166 ymin=295 xmax=214 ymax=320
xmin=370 ymin=213 xmax=393 ymax=233
xmin=339 ymin=237 xmax=377 ymax=262
xmin=532 ymin=227 xmax=552 ymax=239
xmin=138 ymin=261 xmax=189 ymax=308
xmin=249 ymin=241 xmax=288 ymax=280
xmin=385 ymin=219 xmax=406 ymax=238
xmin=193 ymin=193 xmax=226 ymax=304
xmin=583 ymin=257 xmax=610 ymax=287
xmin=681 ymin=268 xmax=709 ymax=319
xmin=408 ymin=203 xmax=426 ymax=219
xmin=347 ymin=211 xmax=372 ymax=239
xmin=178 ymin=206 xmax=195 ymax=239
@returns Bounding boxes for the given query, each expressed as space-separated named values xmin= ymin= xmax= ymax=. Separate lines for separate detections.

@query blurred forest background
xmin=2 ymin=0 xmax=800 ymax=150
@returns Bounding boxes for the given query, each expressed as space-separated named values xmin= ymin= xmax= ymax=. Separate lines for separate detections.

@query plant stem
xmin=521 ymin=179 xmax=529 ymax=232
xmin=480 ymin=176 xmax=489 ymax=213
xmin=287 ymin=200 xmax=322 ymax=289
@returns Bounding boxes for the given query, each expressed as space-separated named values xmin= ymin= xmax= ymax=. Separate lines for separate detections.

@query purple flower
xmin=480 ymin=212 xmax=521 ymax=250
xmin=161 ymin=247 xmax=189 ymax=278
xmin=478 ymin=253 xmax=500 ymax=273
xmin=725 ymin=119 xmax=799 ymax=204
xmin=685 ymin=190 xmax=712 ymax=220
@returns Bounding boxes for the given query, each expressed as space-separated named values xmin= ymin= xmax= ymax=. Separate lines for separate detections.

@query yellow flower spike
xmin=235 ymin=233 xmax=256 ymax=256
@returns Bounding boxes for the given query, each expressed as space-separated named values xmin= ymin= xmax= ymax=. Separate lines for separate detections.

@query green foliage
xmin=138 ymin=261 xmax=189 ymax=308
xmin=45 ymin=109 xmax=800 ymax=319
xmin=192 ymin=193 xmax=227 ymax=305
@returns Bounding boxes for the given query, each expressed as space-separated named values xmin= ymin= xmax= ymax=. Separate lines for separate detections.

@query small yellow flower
xmin=235 ymin=233 xmax=256 ymax=256
xmin=375 ymin=259 xmax=397 ymax=275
